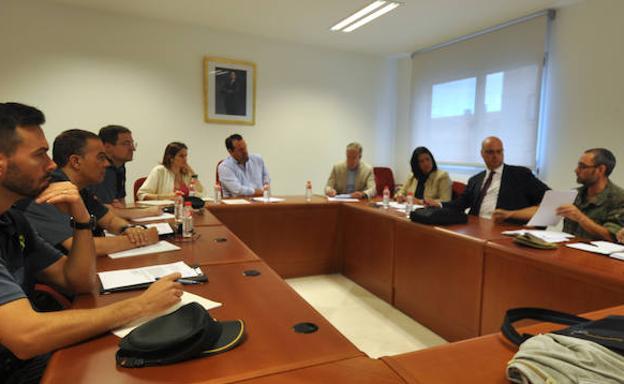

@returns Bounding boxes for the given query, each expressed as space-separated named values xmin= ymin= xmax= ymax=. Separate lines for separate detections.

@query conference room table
xmin=42 ymin=195 xmax=624 ymax=383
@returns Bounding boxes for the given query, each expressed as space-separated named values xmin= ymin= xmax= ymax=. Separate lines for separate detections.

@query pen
xmin=176 ymin=278 xmax=202 ymax=285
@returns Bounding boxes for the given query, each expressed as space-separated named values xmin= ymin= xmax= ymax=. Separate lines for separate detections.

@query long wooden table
xmin=44 ymin=260 xmax=362 ymax=383
xmin=42 ymin=196 xmax=624 ymax=383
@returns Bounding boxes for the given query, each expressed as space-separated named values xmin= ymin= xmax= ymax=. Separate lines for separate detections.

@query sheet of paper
xmin=107 ymin=240 xmax=180 ymax=259
xmin=566 ymin=241 xmax=624 ymax=255
xmin=112 ymin=291 xmax=222 ymax=338
xmin=222 ymin=199 xmax=251 ymax=205
xmin=610 ymin=253 xmax=624 ymax=261
xmin=375 ymin=201 xmax=425 ymax=211
xmin=135 ymin=200 xmax=174 ymax=206
xmin=145 ymin=222 xmax=174 ymax=235
xmin=98 ymin=261 xmax=198 ymax=290
xmin=527 ymin=190 xmax=578 ymax=227
xmin=251 ymin=197 xmax=285 ymax=203
xmin=131 ymin=212 xmax=176 ymax=223
xmin=502 ymin=230 xmax=574 ymax=243
xmin=327 ymin=197 xmax=359 ymax=202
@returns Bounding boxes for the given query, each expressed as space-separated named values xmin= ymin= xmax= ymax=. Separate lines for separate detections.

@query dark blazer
xmin=444 ymin=164 xmax=549 ymax=216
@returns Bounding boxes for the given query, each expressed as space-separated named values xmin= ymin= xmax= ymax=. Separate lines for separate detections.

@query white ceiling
xmin=44 ymin=0 xmax=581 ymax=56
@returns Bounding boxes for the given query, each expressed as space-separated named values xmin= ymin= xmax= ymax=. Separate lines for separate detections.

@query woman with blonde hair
xmin=137 ymin=142 xmax=204 ymax=200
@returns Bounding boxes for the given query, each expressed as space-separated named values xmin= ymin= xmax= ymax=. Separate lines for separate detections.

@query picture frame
xmin=203 ymin=56 xmax=256 ymax=125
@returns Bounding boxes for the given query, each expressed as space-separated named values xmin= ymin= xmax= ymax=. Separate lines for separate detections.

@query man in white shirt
xmin=437 ymin=136 xmax=549 ymax=223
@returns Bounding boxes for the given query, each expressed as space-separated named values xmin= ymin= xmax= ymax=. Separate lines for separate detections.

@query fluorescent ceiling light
xmin=330 ymin=1 xmax=388 ymax=32
xmin=342 ymin=2 xmax=401 ymax=32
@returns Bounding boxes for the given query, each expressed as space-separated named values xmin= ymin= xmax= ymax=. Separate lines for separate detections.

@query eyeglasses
xmin=577 ymin=162 xmax=598 ymax=170
xmin=119 ymin=141 xmax=138 ymax=148
xmin=483 ymin=149 xmax=503 ymax=155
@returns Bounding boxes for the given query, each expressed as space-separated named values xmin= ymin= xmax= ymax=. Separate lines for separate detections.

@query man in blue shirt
xmin=0 ymin=103 xmax=183 ymax=383
xmin=218 ymin=134 xmax=270 ymax=197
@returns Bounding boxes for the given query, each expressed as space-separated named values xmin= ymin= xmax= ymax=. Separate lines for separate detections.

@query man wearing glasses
xmin=88 ymin=125 xmax=160 ymax=220
xmin=89 ymin=125 xmax=135 ymax=206
xmin=557 ymin=148 xmax=624 ymax=241
xmin=432 ymin=136 xmax=550 ymax=223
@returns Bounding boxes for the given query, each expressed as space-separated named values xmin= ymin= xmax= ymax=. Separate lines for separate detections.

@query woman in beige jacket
xmin=395 ymin=146 xmax=451 ymax=204
xmin=137 ymin=142 xmax=204 ymax=200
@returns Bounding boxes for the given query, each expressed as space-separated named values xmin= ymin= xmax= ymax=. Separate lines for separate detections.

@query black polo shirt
xmin=0 ymin=209 xmax=62 ymax=306
xmin=17 ymin=169 xmax=109 ymax=248
xmin=87 ymin=163 xmax=126 ymax=204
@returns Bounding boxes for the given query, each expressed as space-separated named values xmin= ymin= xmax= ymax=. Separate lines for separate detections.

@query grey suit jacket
xmin=325 ymin=161 xmax=377 ymax=197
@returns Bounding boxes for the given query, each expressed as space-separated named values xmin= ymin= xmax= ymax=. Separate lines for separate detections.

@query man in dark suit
xmin=430 ymin=136 xmax=549 ymax=223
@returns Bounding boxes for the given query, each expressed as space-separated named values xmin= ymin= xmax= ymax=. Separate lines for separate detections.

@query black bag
xmin=501 ymin=307 xmax=624 ymax=355
xmin=116 ymin=302 xmax=245 ymax=367
xmin=409 ymin=207 xmax=468 ymax=225
xmin=184 ymin=195 xmax=206 ymax=210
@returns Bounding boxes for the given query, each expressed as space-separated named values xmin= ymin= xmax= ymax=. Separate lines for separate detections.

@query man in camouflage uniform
xmin=558 ymin=148 xmax=624 ymax=241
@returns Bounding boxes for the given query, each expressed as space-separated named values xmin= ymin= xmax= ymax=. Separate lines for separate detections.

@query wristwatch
xmin=69 ymin=215 xmax=96 ymax=231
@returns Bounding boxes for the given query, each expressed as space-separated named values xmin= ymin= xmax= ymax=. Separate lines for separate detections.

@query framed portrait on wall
xmin=203 ymin=56 xmax=256 ymax=125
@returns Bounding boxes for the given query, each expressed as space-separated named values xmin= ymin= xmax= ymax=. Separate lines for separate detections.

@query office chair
xmin=373 ymin=167 xmax=396 ymax=196
xmin=133 ymin=177 xmax=147 ymax=202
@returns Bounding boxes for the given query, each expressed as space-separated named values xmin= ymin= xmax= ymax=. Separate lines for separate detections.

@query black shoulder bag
xmin=501 ymin=307 xmax=624 ymax=355
xmin=410 ymin=207 xmax=468 ymax=225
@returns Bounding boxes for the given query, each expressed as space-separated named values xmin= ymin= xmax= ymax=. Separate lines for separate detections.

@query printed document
xmin=98 ymin=261 xmax=198 ymax=291
xmin=112 ymin=291 xmax=221 ymax=338
xmin=107 ymin=240 xmax=180 ymax=259
xmin=132 ymin=212 xmax=176 ymax=223
xmin=527 ymin=190 xmax=578 ymax=227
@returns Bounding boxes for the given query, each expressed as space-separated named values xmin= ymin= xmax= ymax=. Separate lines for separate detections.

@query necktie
xmin=473 ymin=171 xmax=495 ymax=215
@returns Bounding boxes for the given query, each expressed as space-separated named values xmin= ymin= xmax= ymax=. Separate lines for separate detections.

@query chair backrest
xmin=133 ymin=177 xmax=147 ymax=202
xmin=216 ymin=159 xmax=224 ymax=185
xmin=373 ymin=167 xmax=395 ymax=196
xmin=452 ymin=181 xmax=466 ymax=200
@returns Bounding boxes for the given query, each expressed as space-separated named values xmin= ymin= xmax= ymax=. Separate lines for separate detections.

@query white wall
xmin=0 ymin=0 xmax=397 ymax=196
xmin=540 ymin=0 xmax=624 ymax=189
xmin=395 ymin=0 xmax=624 ymax=189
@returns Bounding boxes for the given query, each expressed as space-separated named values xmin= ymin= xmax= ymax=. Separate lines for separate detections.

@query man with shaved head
xmin=434 ymin=136 xmax=549 ymax=223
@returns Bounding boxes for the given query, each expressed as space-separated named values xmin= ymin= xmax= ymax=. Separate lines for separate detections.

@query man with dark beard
xmin=0 ymin=103 xmax=183 ymax=383
xmin=558 ymin=148 xmax=624 ymax=240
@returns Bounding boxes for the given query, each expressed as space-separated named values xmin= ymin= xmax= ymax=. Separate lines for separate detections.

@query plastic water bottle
xmin=174 ymin=191 xmax=184 ymax=221
xmin=182 ymin=202 xmax=193 ymax=238
xmin=263 ymin=184 xmax=271 ymax=203
xmin=214 ymin=184 xmax=222 ymax=204
xmin=383 ymin=186 xmax=390 ymax=209
xmin=406 ymin=191 xmax=414 ymax=217
xmin=305 ymin=180 xmax=313 ymax=202
xmin=189 ymin=175 xmax=198 ymax=197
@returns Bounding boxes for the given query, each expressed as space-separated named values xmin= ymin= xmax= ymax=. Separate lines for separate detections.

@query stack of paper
xmin=108 ymin=240 xmax=180 ymax=259
xmin=132 ymin=212 xmax=176 ymax=223
xmin=327 ymin=196 xmax=359 ymax=202
xmin=112 ymin=291 xmax=222 ymax=338
xmin=502 ymin=230 xmax=574 ymax=243
xmin=98 ymin=261 xmax=198 ymax=291
xmin=222 ymin=199 xmax=251 ymax=205
xmin=251 ymin=197 xmax=285 ymax=203
xmin=567 ymin=241 xmax=624 ymax=260
xmin=375 ymin=201 xmax=425 ymax=211
xmin=136 ymin=200 xmax=174 ymax=206
xmin=145 ymin=222 xmax=174 ymax=235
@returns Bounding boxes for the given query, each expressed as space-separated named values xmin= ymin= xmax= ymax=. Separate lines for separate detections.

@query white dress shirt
xmin=479 ymin=164 xmax=504 ymax=219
